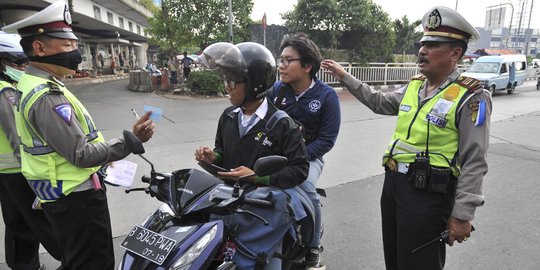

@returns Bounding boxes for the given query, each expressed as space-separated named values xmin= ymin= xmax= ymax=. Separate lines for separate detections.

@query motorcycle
xmin=117 ymin=131 xmax=317 ymax=270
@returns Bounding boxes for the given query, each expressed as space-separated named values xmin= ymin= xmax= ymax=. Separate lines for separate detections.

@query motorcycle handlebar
xmin=242 ymin=198 xmax=274 ymax=209
xmin=141 ymin=175 xmax=151 ymax=183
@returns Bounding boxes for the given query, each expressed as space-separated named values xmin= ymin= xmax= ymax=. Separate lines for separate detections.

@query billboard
xmin=485 ymin=7 xmax=506 ymax=30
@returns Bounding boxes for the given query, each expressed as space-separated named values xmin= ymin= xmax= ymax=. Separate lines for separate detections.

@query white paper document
xmin=104 ymin=160 xmax=138 ymax=187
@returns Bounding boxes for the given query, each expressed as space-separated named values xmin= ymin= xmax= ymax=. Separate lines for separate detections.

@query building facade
xmin=469 ymin=0 xmax=540 ymax=56
xmin=0 ymin=0 xmax=153 ymax=74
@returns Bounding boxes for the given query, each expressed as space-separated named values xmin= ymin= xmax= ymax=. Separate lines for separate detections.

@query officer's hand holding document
xmin=104 ymin=160 xmax=138 ymax=187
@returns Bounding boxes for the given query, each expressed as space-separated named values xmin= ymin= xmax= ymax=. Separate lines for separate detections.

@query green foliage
xmin=147 ymin=0 xmax=253 ymax=54
xmin=283 ymin=0 xmax=395 ymax=63
xmin=139 ymin=0 xmax=160 ymax=13
xmin=394 ymin=16 xmax=422 ymax=62
xmin=187 ymin=69 xmax=225 ymax=95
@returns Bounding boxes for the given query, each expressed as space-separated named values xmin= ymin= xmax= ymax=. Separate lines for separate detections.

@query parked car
xmin=462 ymin=54 xmax=527 ymax=94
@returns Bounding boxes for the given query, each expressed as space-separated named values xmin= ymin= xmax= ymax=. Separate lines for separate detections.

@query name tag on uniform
xmin=399 ymin=105 xmax=411 ymax=112
xmin=426 ymin=113 xmax=448 ymax=128
xmin=430 ymin=98 xmax=454 ymax=118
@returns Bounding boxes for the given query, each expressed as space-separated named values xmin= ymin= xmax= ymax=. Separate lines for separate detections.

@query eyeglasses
xmin=223 ymin=78 xmax=245 ymax=89
xmin=277 ymin=58 xmax=301 ymax=67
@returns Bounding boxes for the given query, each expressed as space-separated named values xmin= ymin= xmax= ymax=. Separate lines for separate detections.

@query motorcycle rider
xmin=195 ymin=42 xmax=309 ymax=270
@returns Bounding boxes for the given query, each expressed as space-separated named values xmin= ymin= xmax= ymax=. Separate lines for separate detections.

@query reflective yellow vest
xmin=0 ymin=80 xmax=21 ymax=173
xmin=15 ymin=74 xmax=104 ymax=202
xmin=383 ymin=78 xmax=471 ymax=174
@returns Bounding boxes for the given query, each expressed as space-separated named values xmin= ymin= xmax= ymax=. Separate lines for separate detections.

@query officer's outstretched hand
xmin=448 ymin=216 xmax=472 ymax=246
xmin=321 ymin=59 xmax=347 ymax=81
xmin=132 ymin=111 xmax=154 ymax=143
xmin=218 ymin=166 xmax=255 ymax=183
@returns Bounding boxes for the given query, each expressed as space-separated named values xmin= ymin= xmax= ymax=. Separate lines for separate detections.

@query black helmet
xmin=201 ymin=42 xmax=276 ymax=101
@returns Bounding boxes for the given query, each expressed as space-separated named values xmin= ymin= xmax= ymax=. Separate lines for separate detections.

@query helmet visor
xmin=200 ymin=42 xmax=247 ymax=81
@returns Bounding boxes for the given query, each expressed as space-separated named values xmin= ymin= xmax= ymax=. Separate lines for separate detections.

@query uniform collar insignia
xmin=53 ymin=103 xmax=72 ymax=125
xmin=50 ymin=76 xmax=65 ymax=87
xmin=426 ymin=9 xmax=442 ymax=30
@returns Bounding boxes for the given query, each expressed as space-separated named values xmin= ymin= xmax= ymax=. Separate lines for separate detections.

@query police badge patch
xmin=53 ymin=103 xmax=73 ymax=125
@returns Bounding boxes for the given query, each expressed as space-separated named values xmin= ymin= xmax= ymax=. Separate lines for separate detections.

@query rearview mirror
xmin=123 ymin=130 xmax=145 ymax=154
xmin=253 ymin=155 xmax=288 ymax=177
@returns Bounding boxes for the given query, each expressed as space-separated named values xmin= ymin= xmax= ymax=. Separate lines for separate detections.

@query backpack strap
xmin=273 ymin=84 xmax=288 ymax=109
xmin=264 ymin=110 xmax=289 ymax=134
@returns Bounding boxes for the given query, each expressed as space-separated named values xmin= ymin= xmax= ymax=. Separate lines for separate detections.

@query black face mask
xmin=29 ymin=50 xmax=82 ymax=71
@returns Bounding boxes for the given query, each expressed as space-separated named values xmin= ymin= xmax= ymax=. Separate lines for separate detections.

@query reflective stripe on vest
xmin=28 ymin=180 xmax=63 ymax=201
xmin=14 ymin=74 xmax=105 ymax=202
xmin=383 ymin=79 xmax=469 ymax=170
xmin=0 ymin=81 xmax=21 ymax=173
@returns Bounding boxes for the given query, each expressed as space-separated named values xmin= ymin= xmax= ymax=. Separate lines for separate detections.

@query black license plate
xmin=120 ymin=225 xmax=177 ymax=265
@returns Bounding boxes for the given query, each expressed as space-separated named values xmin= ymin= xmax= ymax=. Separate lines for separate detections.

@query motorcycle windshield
xmin=170 ymin=169 xmax=223 ymax=213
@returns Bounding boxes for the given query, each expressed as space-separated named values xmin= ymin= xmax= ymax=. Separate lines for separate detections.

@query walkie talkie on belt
xmin=412 ymin=119 xmax=431 ymax=190
xmin=412 ymin=152 xmax=430 ymax=190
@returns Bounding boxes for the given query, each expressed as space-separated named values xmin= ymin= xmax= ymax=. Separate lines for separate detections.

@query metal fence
xmin=315 ymin=62 xmax=471 ymax=85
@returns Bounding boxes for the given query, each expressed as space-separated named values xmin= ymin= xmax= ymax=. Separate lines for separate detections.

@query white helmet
xmin=0 ymin=31 xmax=27 ymax=63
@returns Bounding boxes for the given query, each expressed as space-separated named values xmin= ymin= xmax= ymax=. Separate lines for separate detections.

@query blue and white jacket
xmin=268 ymin=78 xmax=341 ymax=161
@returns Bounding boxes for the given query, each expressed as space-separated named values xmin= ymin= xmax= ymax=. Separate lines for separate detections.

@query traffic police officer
xmin=322 ymin=6 xmax=491 ymax=270
xmin=0 ymin=31 xmax=63 ymax=270
xmin=2 ymin=1 xmax=154 ymax=269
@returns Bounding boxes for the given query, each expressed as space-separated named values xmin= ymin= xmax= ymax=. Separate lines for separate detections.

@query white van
xmin=462 ymin=54 xmax=527 ymax=94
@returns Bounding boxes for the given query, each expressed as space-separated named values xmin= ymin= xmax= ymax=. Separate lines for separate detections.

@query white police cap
xmin=1 ymin=1 xmax=77 ymax=40
xmin=420 ymin=6 xmax=480 ymax=43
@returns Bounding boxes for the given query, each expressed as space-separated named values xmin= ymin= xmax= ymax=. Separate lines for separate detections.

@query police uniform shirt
xmin=23 ymin=66 xmax=131 ymax=168
xmin=341 ymin=71 xmax=491 ymax=220
xmin=0 ymin=82 xmax=22 ymax=162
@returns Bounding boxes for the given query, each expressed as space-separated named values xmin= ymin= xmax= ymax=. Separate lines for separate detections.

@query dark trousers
xmin=170 ymin=71 xmax=178 ymax=84
xmin=42 ymin=189 xmax=114 ymax=270
xmin=183 ymin=67 xmax=191 ymax=79
xmin=0 ymin=172 xmax=63 ymax=270
xmin=380 ymin=168 xmax=455 ymax=270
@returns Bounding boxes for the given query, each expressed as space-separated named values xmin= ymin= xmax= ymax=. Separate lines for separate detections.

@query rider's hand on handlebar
xmin=195 ymin=147 xmax=216 ymax=164
xmin=218 ymin=166 xmax=255 ymax=182
xmin=132 ymin=111 xmax=155 ymax=143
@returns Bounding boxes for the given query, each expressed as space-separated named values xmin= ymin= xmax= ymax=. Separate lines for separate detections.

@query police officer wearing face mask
xmin=0 ymin=31 xmax=63 ymax=270
xmin=2 ymin=1 xmax=155 ymax=269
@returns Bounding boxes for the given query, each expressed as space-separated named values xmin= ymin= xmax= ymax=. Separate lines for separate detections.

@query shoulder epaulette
xmin=411 ymin=74 xmax=426 ymax=81
xmin=47 ymin=81 xmax=63 ymax=94
xmin=455 ymin=76 xmax=482 ymax=92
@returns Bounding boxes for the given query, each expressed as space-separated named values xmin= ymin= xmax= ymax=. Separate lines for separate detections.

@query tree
xmin=283 ymin=0 xmax=395 ymax=63
xmin=394 ymin=16 xmax=422 ymax=62
xmin=147 ymin=0 xmax=253 ymax=54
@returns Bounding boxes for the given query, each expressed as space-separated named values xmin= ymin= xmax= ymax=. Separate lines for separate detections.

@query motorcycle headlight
xmin=169 ymin=224 xmax=218 ymax=270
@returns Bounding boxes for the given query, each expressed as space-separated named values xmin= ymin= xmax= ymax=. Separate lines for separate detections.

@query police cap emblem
xmin=64 ymin=4 xmax=72 ymax=25
xmin=426 ymin=9 xmax=441 ymax=30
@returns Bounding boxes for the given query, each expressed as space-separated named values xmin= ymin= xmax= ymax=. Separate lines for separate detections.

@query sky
xmin=251 ymin=0 xmax=540 ymax=29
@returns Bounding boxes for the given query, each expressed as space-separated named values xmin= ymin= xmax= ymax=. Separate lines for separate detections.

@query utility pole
xmin=524 ymin=0 xmax=534 ymax=55
xmin=227 ymin=0 xmax=233 ymax=43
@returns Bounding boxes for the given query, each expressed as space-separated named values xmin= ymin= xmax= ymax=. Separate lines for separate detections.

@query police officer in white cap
xmin=2 ymin=1 xmax=155 ymax=269
xmin=322 ymin=6 xmax=491 ymax=270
